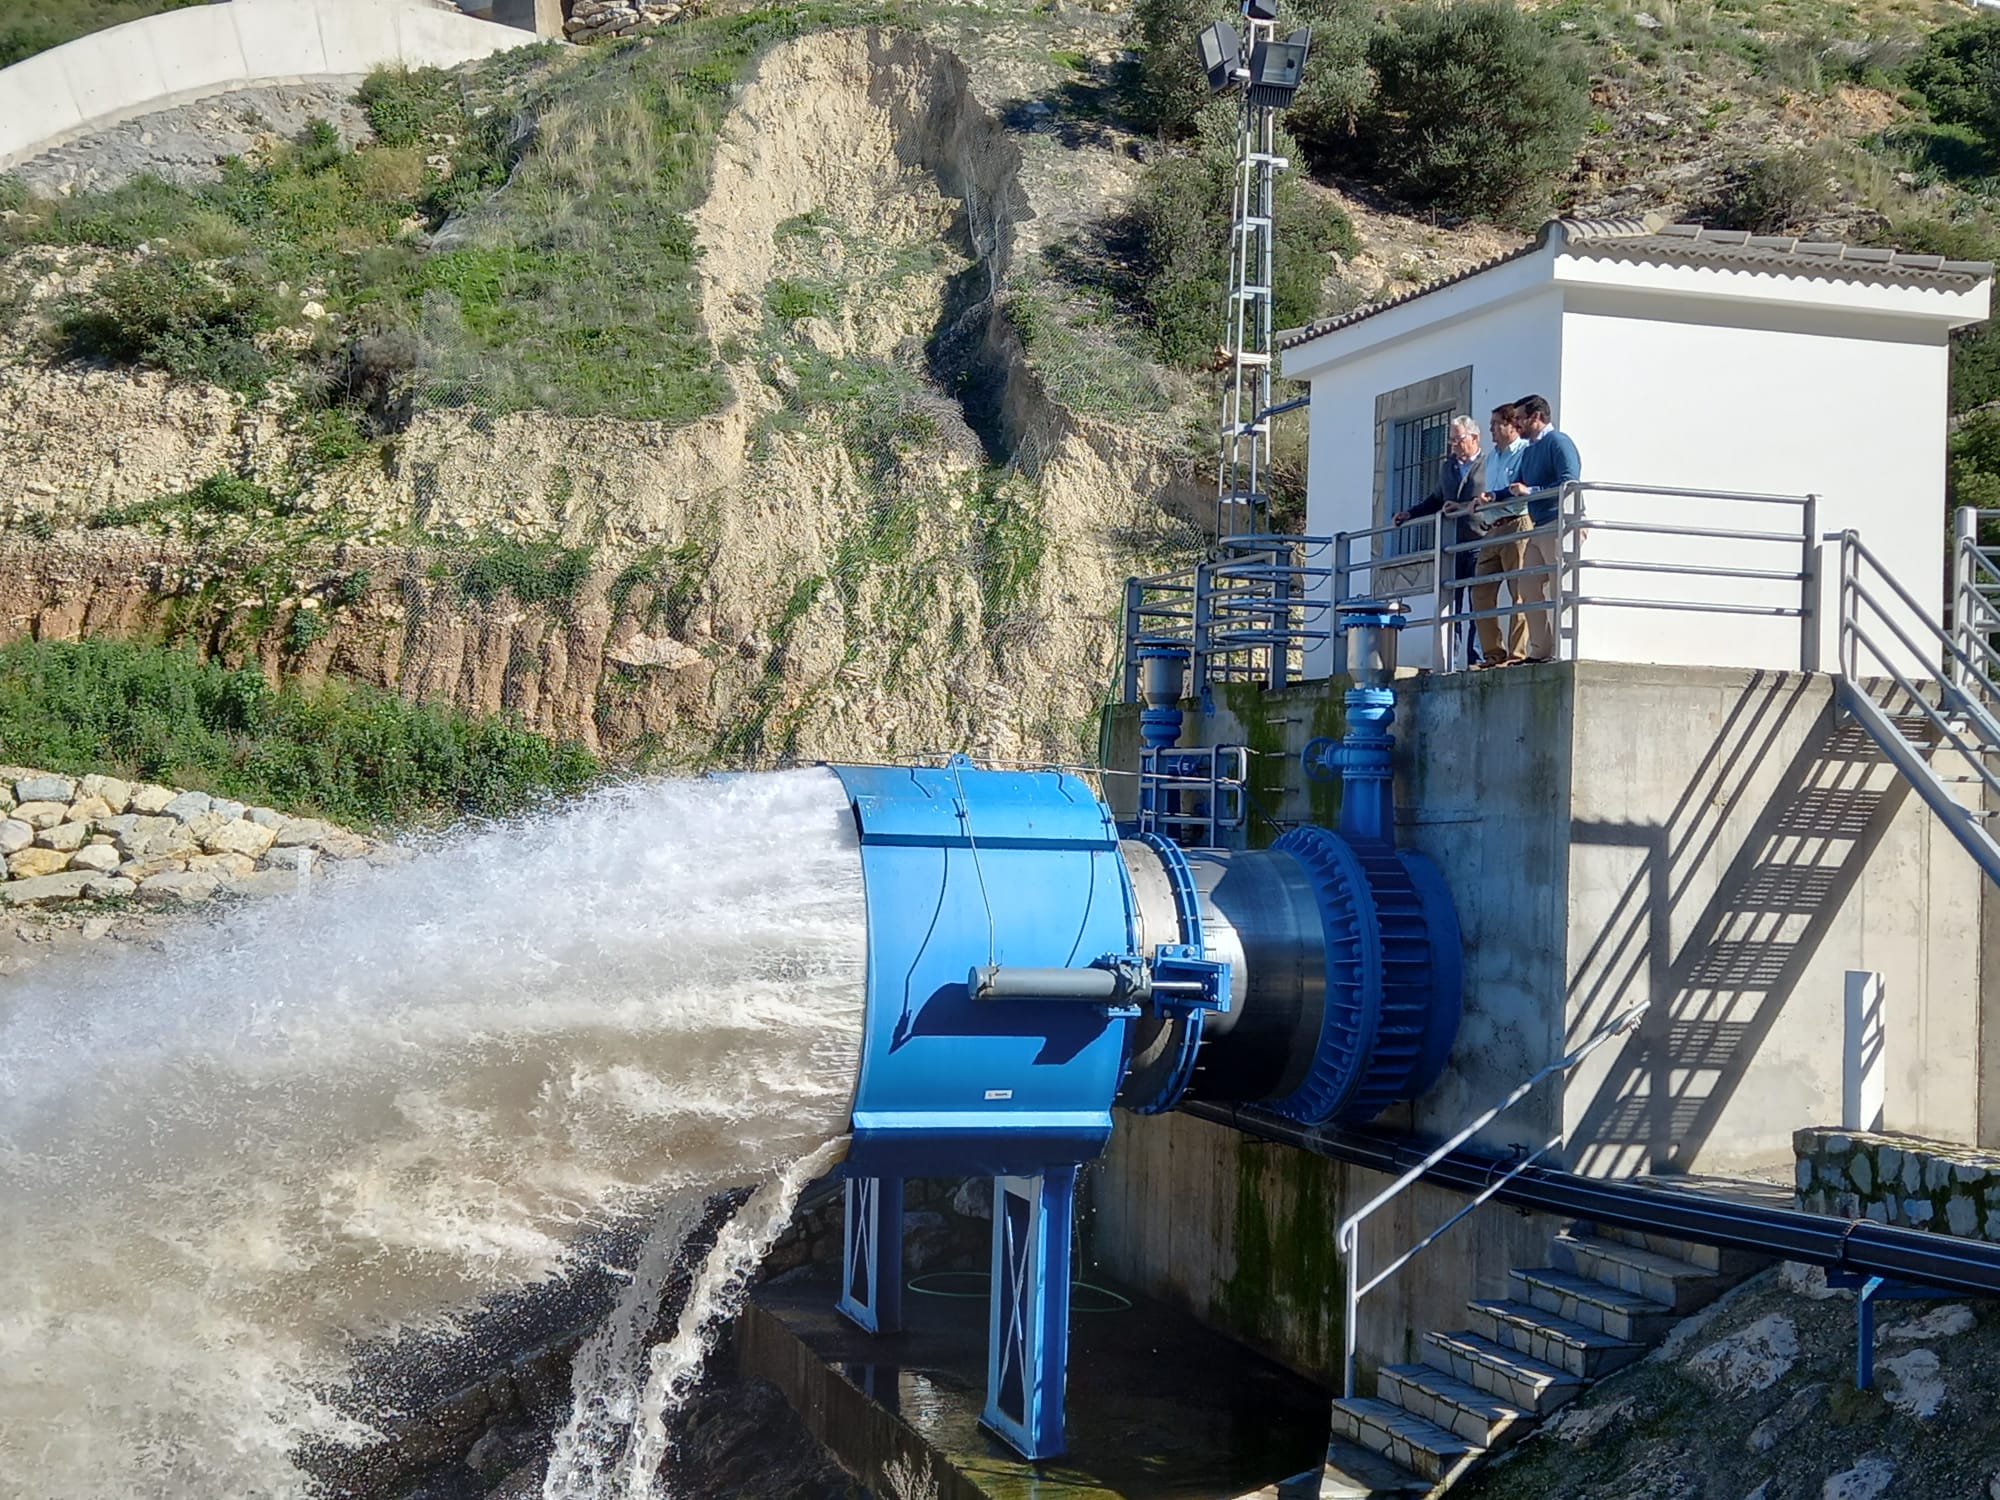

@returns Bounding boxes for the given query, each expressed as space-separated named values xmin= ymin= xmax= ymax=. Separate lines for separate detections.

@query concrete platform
xmin=738 ymin=1267 xmax=1332 ymax=1500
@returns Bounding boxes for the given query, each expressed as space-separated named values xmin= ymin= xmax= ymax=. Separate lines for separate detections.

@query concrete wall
xmin=1560 ymin=293 xmax=1949 ymax=675
xmin=1093 ymin=659 xmax=1990 ymax=1377
xmin=0 ymin=0 xmax=536 ymax=170
xmin=1562 ymin=664 xmax=1982 ymax=1175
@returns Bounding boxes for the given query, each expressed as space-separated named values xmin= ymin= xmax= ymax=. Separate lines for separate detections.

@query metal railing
xmin=1332 ymin=482 xmax=1822 ymax=674
xmin=1831 ymin=527 xmax=2000 ymax=886
xmin=1952 ymin=506 xmax=2000 ymax=697
xmin=1121 ymin=533 xmax=1336 ymax=702
xmin=1136 ymin=743 xmax=1249 ymax=848
xmin=1336 ymin=999 xmax=1651 ymax=1399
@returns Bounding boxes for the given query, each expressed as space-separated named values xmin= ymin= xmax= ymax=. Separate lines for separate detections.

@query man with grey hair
xmin=1396 ymin=414 xmax=1487 ymax=666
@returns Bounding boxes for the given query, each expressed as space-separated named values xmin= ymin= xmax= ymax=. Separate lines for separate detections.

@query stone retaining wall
xmin=1794 ymin=1126 xmax=2000 ymax=1240
xmin=0 ymin=765 xmax=384 ymax=907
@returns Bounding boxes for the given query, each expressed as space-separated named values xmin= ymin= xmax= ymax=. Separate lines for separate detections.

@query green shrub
xmin=1364 ymin=0 xmax=1590 ymax=223
xmin=0 ymin=637 xmax=599 ymax=828
xmin=447 ymin=536 xmax=596 ymax=610
xmin=1951 ymin=408 xmax=2000 ymax=512
xmin=1906 ymin=18 xmax=2000 ymax=164
xmin=767 ymin=278 xmax=839 ymax=321
xmin=285 ymin=609 xmax=330 ymax=653
xmin=1136 ymin=100 xmax=1357 ymax=365
xmin=1283 ymin=0 xmax=1379 ymax=167
xmin=1708 ymin=148 xmax=1833 ymax=235
xmin=58 ymin=253 xmax=278 ymax=392
xmin=1861 ymin=218 xmax=2000 ymax=415
xmin=1881 ymin=121 xmax=1993 ymax=183
xmin=1132 ymin=0 xmax=1232 ymax=138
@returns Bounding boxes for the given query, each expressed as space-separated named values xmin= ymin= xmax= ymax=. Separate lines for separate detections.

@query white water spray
xmin=0 ymin=768 xmax=867 ymax=1500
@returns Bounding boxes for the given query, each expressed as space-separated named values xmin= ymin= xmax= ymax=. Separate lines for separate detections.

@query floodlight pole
xmin=1216 ymin=9 xmax=1282 ymax=542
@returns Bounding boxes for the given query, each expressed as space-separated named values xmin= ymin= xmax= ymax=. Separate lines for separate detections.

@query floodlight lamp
xmin=1196 ymin=21 xmax=1242 ymax=94
xmin=1243 ymin=0 xmax=1280 ymax=22
xmin=1246 ymin=27 xmax=1311 ymax=108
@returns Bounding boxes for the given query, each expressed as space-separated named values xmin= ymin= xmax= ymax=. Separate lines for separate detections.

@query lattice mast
xmin=1216 ymin=8 xmax=1280 ymax=544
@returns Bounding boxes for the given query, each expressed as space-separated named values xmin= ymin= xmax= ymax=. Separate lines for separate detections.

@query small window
xmin=1386 ymin=408 xmax=1453 ymax=557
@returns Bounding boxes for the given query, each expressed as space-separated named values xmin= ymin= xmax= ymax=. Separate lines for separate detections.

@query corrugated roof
xmin=1280 ymin=212 xmax=1995 ymax=352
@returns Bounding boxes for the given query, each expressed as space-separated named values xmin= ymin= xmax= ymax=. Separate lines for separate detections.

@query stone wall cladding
xmin=1795 ymin=1127 xmax=2000 ymax=1241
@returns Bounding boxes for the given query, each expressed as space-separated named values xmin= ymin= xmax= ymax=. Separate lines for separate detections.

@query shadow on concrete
xmin=1565 ymin=673 xmax=1909 ymax=1176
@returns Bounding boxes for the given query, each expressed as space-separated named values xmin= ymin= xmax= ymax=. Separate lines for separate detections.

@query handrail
xmin=1831 ymin=527 xmax=2000 ymax=888
xmin=1121 ymin=533 xmax=1339 ymax=701
xmin=1333 ymin=481 xmax=1821 ymax=675
xmin=1333 ymin=998 xmax=1650 ymax=1398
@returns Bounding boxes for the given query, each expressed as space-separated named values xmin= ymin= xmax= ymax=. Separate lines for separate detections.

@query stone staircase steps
xmin=1316 ymin=1213 xmax=1765 ymax=1497
xmin=1588 ymin=1221 xmax=1771 ymax=1277
xmin=1327 ymin=1397 xmax=1479 ymax=1485
xmin=1509 ymin=1266 xmax=1680 ymax=1343
xmin=1466 ymin=1298 xmax=1646 ymax=1379
xmin=1317 ymin=1436 xmax=1431 ymax=1498
xmin=1552 ymin=1230 xmax=1732 ymax=1313
xmin=1375 ymin=1363 xmax=1536 ymax=1449
xmin=1421 ymin=1329 xmax=1582 ymax=1416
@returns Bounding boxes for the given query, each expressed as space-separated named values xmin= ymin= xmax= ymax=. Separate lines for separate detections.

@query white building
xmin=1279 ymin=214 xmax=1993 ymax=675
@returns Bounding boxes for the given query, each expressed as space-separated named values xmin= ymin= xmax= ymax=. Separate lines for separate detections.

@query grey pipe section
xmin=1183 ymin=1101 xmax=2000 ymax=1298
xmin=969 ymin=966 xmax=1118 ymax=1002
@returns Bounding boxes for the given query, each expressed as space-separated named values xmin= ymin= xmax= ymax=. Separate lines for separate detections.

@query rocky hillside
xmin=1460 ymin=1263 xmax=2000 ymax=1500
xmin=1 ymin=0 xmax=1996 ymax=779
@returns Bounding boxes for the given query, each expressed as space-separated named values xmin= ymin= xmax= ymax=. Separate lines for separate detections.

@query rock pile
xmin=564 ymin=0 xmax=685 ymax=41
xmin=0 ymin=768 xmax=383 ymax=907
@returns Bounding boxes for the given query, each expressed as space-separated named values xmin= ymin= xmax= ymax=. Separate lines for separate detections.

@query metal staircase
xmin=1828 ymin=522 xmax=2000 ymax=886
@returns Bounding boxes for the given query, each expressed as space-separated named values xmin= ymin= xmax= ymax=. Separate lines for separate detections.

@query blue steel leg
xmin=983 ymin=1168 xmax=1077 ymax=1460
xmin=835 ymin=1176 xmax=903 ymax=1335
xmin=1856 ymin=1275 xmax=1883 ymax=1390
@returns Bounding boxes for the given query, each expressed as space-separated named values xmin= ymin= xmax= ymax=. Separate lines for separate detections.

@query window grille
xmin=1385 ymin=409 xmax=1453 ymax=558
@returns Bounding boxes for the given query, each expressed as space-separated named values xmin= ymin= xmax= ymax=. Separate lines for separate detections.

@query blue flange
xmin=1125 ymin=831 xmax=1210 ymax=1115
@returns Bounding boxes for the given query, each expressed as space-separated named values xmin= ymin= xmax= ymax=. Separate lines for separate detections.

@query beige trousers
xmin=1521 ymin=528 xmax=1561 ymax=661
xmin=1470 ymin=516 xmax=1530 ymax=664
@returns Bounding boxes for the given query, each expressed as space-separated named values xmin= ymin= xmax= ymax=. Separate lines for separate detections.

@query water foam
xmin=0 ymin=768 xmax=866 ymax=1500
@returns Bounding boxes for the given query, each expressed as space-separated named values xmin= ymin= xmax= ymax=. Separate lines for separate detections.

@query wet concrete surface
xmin=740 ymin=1266 xmax=1331 ymax=1500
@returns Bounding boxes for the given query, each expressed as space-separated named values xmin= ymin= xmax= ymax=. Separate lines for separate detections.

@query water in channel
xmin=0 ymin=768 xmax=868 ymax=1500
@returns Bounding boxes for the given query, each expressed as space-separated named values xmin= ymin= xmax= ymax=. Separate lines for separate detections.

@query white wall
xmin=1299 ymin=285 xmax=1565 ymax=673
xmin=0 ymin=0 xmax=536 ymax=170
xmin=1560 ymin=291 xmax=1952 ymax=675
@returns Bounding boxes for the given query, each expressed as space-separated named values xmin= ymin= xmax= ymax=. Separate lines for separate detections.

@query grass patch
xmin=0 ymin=637 xmax=599 ymax=828
xmin=90 ymin=472 xmax=293 ymax=535
xmin=0 ymin=0 xmax=207 ymax=68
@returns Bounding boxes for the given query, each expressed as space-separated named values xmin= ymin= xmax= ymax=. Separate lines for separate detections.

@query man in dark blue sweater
xmin=1502 ymin=393 xmax=1581 ymax=663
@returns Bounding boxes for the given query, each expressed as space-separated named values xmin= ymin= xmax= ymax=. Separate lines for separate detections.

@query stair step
xmin=1316 ymin=1436 xmax=1430 ymax=1497
xmin=1377 ymin=1363 xmax=1536 ymax=1448
xmin=1423 ymin=1329 xmax=1582 ymax=1415
xmin=1582 ymin=1221 xmax=1772 ymax=1277
xmin=1466 ymin=1299 xmax=1645 ymax=1379
xmin=1553 ymin=1231 xmax=1729 ymax=1313
xmin=1510 ymin=1267 xmax=1679 ymax=1343
xmin=1328 ymin=1398 xmax=1481 ymax=1485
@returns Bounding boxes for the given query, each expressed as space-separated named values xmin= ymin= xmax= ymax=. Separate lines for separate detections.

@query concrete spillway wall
xmin=1095 ymin=660 xmax=1994 ymax=1384
xmin=0 ymin=0 xmax=537 ymax=171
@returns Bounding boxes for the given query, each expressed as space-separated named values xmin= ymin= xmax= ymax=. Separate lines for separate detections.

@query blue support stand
xmin=983 ymin=1168 xmax=1076 ymax=1460
xmin=835 ymin=1176 xmax=903 ymax=1335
